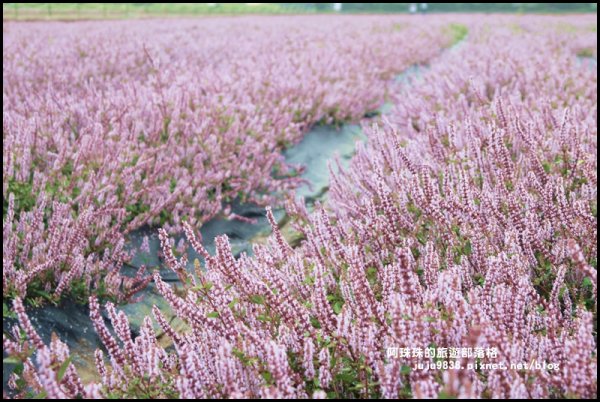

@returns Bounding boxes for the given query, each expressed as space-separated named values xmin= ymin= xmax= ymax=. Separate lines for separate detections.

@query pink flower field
xmin=2 ymin=12 xmax=597 ymax=400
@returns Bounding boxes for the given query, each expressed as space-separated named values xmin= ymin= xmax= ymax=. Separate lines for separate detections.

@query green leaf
xmin=336 ymin=371 xmax=357 ymax=384
xmin=228 ymin=298 xmax=239 ymax=309
xmin=232 ymin=348 xmax=245 ymax=360
xmin=32 ymin=391 xmax=48 ymax=399
xmin=303 ymin=275 xmax=315 ymax=286
xmin=333 ymin=301 xmax=344 ymax=315
xmin=57 ymin=357 xmax=73 ymax=382
xmin=3 ymin=302 xmax=16 ymax=318
xmin=3 ymin=357 xmax=21 ymax=364
xmin=249 ymin=294 xmax=265 ymax=305
xmin=463 ymin=240 xmax=472 ymax=256
xmin=366 ymin=266 xmax=378 ymax=283
xmin=261 ymin=370 xmax=273 ymax=384
xmin=34 ymin=289 xmax=53 ymax=301
xmin=438 ymin=390 xmax=458 ymax=399
xmin=206 ymin=311 xmax=220 ymax=319
xmin=257 ymin=314 xmax=270 ymax=322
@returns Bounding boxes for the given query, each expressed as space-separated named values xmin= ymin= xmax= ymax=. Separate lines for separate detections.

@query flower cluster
xmin=4 ymin=14 xmax=597 ymax=400
xmin=3 ymin=16 xmax=452 ymax=302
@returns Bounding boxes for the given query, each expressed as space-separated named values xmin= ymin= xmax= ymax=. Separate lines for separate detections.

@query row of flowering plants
xmin=4 ymin=15 xmax=596 ymax=398
xmin=3 ymin=16 xmax=458 ymax=304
